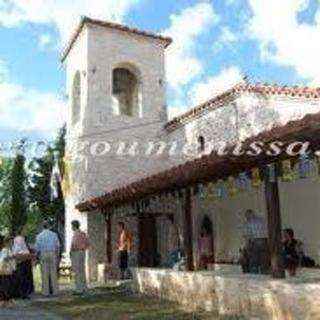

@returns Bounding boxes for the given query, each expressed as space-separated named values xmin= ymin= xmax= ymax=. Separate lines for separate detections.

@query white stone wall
xmin=64 ymin=21 xmax=320 ymax=278
xmin=63 ymin=26 xmax=90 ymax=263
xmin=63 ymin=24 xmax=172 ymax=279
xmin=132 ymin=267 xmax=320 ymax=319
xmin=168 ymin=93 xmax=320 ymax=165
xmin=190 ymin=185 xmax=266 ymax=265
xmin=166 ymin=93 xmax=320 ymax=267
xmin=279 ymin=162 xmax=320 ymax=264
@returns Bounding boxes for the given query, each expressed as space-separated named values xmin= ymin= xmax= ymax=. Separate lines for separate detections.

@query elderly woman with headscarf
xmin=13 ymin=228 xmax=34 ymax=299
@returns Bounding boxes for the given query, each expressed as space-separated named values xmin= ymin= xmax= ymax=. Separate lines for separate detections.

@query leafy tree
xmin=9 ymin=151 xmax=27 ymax=234
xmin=0 ymin=157 xmax=12 ymax=226
xmin=28 ymin=126 xmax=66 ymax=234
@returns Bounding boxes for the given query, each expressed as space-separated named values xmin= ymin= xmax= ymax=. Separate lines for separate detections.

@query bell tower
xmin=62 ymin=17 xmax=172 ymax=280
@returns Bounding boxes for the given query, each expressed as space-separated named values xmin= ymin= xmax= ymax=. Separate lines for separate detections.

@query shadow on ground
xmin=34 ymin=288 xmax=245 ymax=320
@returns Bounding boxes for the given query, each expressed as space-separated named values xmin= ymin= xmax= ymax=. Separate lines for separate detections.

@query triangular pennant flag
xmin=298 ymin=154 xmax=311 ymax=179
xmin=62 ymin=155 xmax=73 ymax=196
xmin=227 ymin=176 xmax=237 ymax=195
xmin=217 ymin=180 xmax=227 ymax=198
xmin=282 ymin=159 xmax=293 ymax=182
xmin=238 ymin=172 xmax=249 ymax=191
xmin=251 ymin=168 xmax=261 ymax=188
xmin=199 ymin=184 xmax=206 ymax=199
xmin=207 ymin=182 xmax=215 ymax=200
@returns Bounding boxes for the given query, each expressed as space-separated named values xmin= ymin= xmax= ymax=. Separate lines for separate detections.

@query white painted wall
xmin=63 ymin=23 xmax=171 ymax=279
xmin=280 ymin=163 xmax=320 ymax=264
xmin=64 ymin=21 xmax=320 ymax=276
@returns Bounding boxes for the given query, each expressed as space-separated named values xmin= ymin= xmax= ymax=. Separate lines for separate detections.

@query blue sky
xmin=0 ymin=0 xmax=319 ymax=145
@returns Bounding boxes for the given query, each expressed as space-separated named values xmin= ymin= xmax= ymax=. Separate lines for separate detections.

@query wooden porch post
xmin=264 ymin=171 xmax=285 ymax=278
xmin=104 ymin=209 xmax=112 ymax=264
xmin=184 ymin=188 xmax=194 ymax=271
xmin=107 ymin=210 xmax=112 ymax=264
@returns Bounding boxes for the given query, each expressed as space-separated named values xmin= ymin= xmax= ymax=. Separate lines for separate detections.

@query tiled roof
xmin=76 ymin=111 xmax=320 ymax=212
xmin=61 ymin=16 xmax=173 ymax=62
xmin=165 ymin=83 xmax=320 ymax=132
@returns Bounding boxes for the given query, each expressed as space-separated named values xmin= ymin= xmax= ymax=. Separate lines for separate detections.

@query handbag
xmin=0 ymin=248 xmax=16 ymax=275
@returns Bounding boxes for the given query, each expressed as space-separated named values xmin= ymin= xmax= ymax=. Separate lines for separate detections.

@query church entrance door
xmin=138 ymin=214 xmax=158 ymax=267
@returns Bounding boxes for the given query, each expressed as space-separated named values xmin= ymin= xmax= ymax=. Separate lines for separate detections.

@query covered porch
xmin=77 ymin=112 xmax=320 ymax=317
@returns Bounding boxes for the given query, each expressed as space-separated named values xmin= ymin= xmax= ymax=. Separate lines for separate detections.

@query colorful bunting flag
xmin=227 ymin=176 xmax=237 ymax=195
xmin=199 ymin=184 xmax=206 ymax=199
xmin=207 ymin=182 xmax=215 ymax=199
xmin=238 ymin=172 xmax=249 ymax=191
xmin=251 ymin=168 xmax=261 ymax=188
xmin=217 ymin=179 xmax=227 ymax=198
xmin=298 ymin=154 xmax=311 ymax=178
xmin=282 ymin=159 xmax=293 ymax=182
xmin=61 ymin=155 xmax=73 ymax=196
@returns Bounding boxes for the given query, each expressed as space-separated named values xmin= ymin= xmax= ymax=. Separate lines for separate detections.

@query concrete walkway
xmin=0 ymin=300 xmax=65 ymax=320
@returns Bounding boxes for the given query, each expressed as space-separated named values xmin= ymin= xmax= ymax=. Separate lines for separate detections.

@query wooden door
xmin=138 ymin=214 xmax=158 ymax=267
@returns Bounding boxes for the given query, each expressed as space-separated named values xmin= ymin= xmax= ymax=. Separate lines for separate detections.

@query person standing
xmin=242 ymin=209 xmax=270 ymax=274
xmin=117 ymin=222 xmax=131 ymax=280
xmin=0 ymin=236 xmax=16 ymax=307
xmin=283 ymin=228 xmax=301 ymax=277
xmin=199 ymin=227 xmax=213 ymax=270
xmin=70 ymin=220 xmax=89 ymax=294
xmin=167 ymin=215 xmax=181 ymax=268
xmin=35 ymin=221 xmax=60 ymax=296
xmin=13 ymin=228 xmax=34 ymax=299
xmin=48 ymin=219 xmax=63 ymax=278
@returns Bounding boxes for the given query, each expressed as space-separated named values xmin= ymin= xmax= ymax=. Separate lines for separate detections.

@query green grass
xmin=33 ymin=265 xmax=72 ymax=292
xmin=34 ymin=290 xmax=238 ymax=320
xmin=33 ymin=268 xmax=244 ymax=319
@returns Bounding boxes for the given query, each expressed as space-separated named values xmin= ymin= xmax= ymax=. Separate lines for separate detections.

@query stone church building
xmin=62 ymin=16 xmax=320 ymax=282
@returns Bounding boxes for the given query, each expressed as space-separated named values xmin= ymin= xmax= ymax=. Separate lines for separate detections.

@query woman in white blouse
xmin=0 ymin=235 xmax=16 ymax=307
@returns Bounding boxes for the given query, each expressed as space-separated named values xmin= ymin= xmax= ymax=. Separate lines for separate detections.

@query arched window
xmin=112 ymin=66 xmax=141 ymax=117
xmin=72 ymin=71 xmax=81 ymax=124
xmin=198 ymin=135 xmax=205 ymax=152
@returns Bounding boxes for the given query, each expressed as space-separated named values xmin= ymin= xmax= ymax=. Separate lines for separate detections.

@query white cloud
xmin=213 ymin=26 xmax=240 ymax=53
xmin=248 ymin=0 xmax=320 ymax=84
xmin=38 ymin=33 xmax=53 ymax=48
xmin=0 ymin=0 xmax=140 ymax=44
xmin=220 ymin=27 xmax=238 ymax=45
xmin=191 ymin=66 xmax=243 ymax=105
xmin=163 ymin=2 xmax=219 ymax=90
xmin=0 ymin=78 xmax=65 ymax=138
xmin=167 ymin=104 xmax=190 ymax=120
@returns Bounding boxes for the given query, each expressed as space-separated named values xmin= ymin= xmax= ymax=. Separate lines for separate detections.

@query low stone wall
xmin=131 ymin=265 xmax=320 ymax=320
